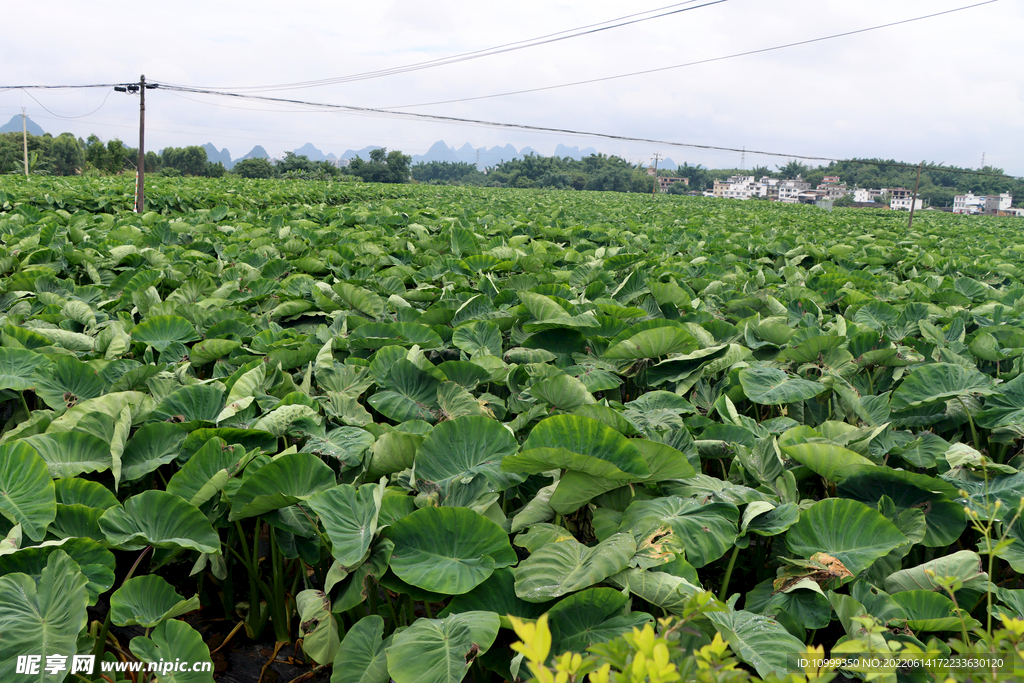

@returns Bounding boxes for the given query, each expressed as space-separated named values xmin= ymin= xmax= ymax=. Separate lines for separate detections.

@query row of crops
xmin=1 ymin=176 xmax=1024 ymax=682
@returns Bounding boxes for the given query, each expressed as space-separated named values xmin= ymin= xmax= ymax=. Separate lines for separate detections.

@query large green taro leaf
xmin=297 ymin=589 xmax=339 ymax=665
xmin=744 ymin=578 xmax=832 ymax=629
xmin=165 ymin=438 xmax=247 ymax=507
xmin=100 ymin=490 xmax=221 ymax=554
xmin=883 ymin=550 xmax=988 ymax=594
xmin=131 ymin=314 xmax=200 ymax=351
xmin=251 ymin=404 xmax=323 ymax=438
xmin=110 ymin=574 xmax=200 ymax=627
xmin=368 ymin=359 xmax=440 ymax=423
xmin=437 ymin=568 xmax=553 ymax=629
xmin=738 ymin=367 xmax=827 ymax=405
xmin=889 ymin=363 xmax=997 ymax=412
xmin=414 ymin=416 xmax=521 ymax=494
xmin=0 ymin=347 xmax=52 ymax=391
xmin=502 ymin=414 xmax=649 ymax=479
xmin=0 ymin=536 xmax=115 ymax=605
xmin=513 ymin=532 xmax=636 ymax=602
xmin=780 ymin=442 xmax=873 ymax=483
xmin=150 ymin=384 xmax=225 ymax=428
xmin=228 ymin=452 xmax=336 ymax=521
xmin=383 ymin=506 xmax=516 ymax=595
xmin=530 ymin=373 xmax=595 ymax=410
xmin=706 ymin=607 xmax=807 ymax=679
xmin=977 ymin=372 xmax=1024 ymax=428
xmin=129 ymin=619 xmax=215 ymax=683
xmin=785 ymin=498 xmax=907 ymax=576
xmin=618 ymin=496 xmax=739 ymax=568
xmin=548 ymin=587 xmax=654 ymax=655
xmin=385 ymin=611 xmax=499 ymax=683
xmin=366 ymin=431 xmax=423 ymax=480
xmin=547 ymin=439 xmax=696 ymax=516
xmin=22 ymin=431 xmax=112 ymax=479
xmin=0 ymin=441 xmax=55 ymax=542
xmin=33 ymin=355 xmax=107 ymax=411
xmin=119 ymin=422 xmax=188 ymax=483
xmin=889 ymin=590 xmax=981 ymax=631
xmin=607 ymin=568 xmax=701 ymax=615
xmin=302 ymin=427 xmax=376 ymax=471
xmin=836 ymin=466 xmax=966 ymax=547
xmin=333 ymin=282 xmax=385 ymax=319
xmin=332 ymin=615 xmax=390 ymax=683
xmin=307 ymin=481 xmax=384 ymax=567
xmin=451 ymin=321 xmax=502 ymax=357
xmin=604 ymin=322 xmax=699 ymax=359
xmin=0 ymin=551 xmax=89 ymax=683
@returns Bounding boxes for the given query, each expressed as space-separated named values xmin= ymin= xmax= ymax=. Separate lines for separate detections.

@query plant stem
xmin=368 ymin=578 xmax=378 ymax=616
xmin=92 ymin=546 xmax=151 ymax=663
xmin=383 ymin=589 xmax=400 ymax=632
xmin=958 ymin=396 xmax=981 ymax=452
xmin=718 ymin=545 xmax=741 ymax=601
xmin=269 ymin=525 xmax=292 ymax=643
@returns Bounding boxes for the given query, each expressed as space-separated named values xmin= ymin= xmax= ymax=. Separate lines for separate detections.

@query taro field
xmin=1 ymin=175 xmax=1024 ymax=683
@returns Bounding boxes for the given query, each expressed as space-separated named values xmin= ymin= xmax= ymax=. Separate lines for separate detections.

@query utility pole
xmin=21 ymin=108 xmax=28 ymax=177
xmin=740 ymin=146 xmax=745 ymax=171
xmin=651 ymin=153 xmax=660 ymax=198
xmin=137 ymin=75 xmax=147 ymax=213
xmin=907 ymin=161 xmax=922 ymax=231
xmin=116 ymin=75 xmax=156 ymax=213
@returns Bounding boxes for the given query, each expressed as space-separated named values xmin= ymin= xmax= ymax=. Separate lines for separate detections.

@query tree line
xmin=3 ymin=131 xmax=1019 ymax=205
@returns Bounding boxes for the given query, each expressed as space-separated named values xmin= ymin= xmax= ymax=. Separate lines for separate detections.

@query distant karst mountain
xmin=293 ymin=143 xmax=328 ymax=161
xmin=202 ymin=143 xmax=233 ymax=169
xmin=0 ymin=115 xmax=44 ymax=136
xmin=240 ymin=145 xmax=270 ymax=160
xmin=553 ymin=143 xmax=599 ymax=159
xmin=339 ymin=146 xmax=383 ymax=160
xmin=407 ymin=141 xmax=608 ymax=169
xmin=221 ymin=139 xmax=669 ymax=171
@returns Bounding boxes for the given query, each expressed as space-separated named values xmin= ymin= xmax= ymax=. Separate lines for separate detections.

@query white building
xmin=712 ymin=175 xmax=765 ymax=200
xmin=891 ymin=197 xmax=923 ymax=211
xmin=853 ymin=188 xmax=884 ymax=203
xmin=953 ymin=193 xmax=984 ymax=214
xmin=776 ymin=175 xmax=812 ymax=203
xmin=953 ymin=192 xmax=1012 ymax=214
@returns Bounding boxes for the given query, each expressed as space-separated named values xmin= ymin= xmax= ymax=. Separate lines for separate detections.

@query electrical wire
xmin=383 ymin=0 xmax=1000 ymax=109
xmin=17 ymin=88 xmax=116 ymax=119
xmin=151 ymin=84 xmax=1022 ymax=180
xmin=156 ymin=0 xmax=725 ymax=92
xmin=0 ymin=83 xmax=129 ymax=91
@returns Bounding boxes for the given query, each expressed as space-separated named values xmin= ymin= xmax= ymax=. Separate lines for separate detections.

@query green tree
xmin=776 ymin=159 xmax=809 ymax=178
xmin=161 ymin=146 xmax=208 ymax=176
xmin=233 ymin=157 xmax=275 ymax=179
xmin=349 ymin=148 xmax=411 ymax=184
xmin=276 ymin=152 xmax=314 ymax=174
xmin=48 ymin=134 xmax=83 ymax=176
xmin=144 ymin=151 xmax=161 ymax=174
xmin=204 ymin=162 xmax=226 ymax=178
xmin=411 ymin=161 xmax=477 ymax=183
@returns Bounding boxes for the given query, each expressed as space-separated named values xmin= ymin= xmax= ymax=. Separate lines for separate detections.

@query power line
xmin=0 ymin=83 xmax=129 ymax=90
xmin=151 ymin=83 xmax=1022 ymax=181
xmin=156 ymin=0 xmax=725 ymax=92
xmin=17 ymin=88 xmax=116 ymax=119
xmin=383 ymin=0 xmax=999 ymax=109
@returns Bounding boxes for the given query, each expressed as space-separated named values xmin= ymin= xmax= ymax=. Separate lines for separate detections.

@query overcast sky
xmin=3 ymin=0 xmax=1021 ymax=173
